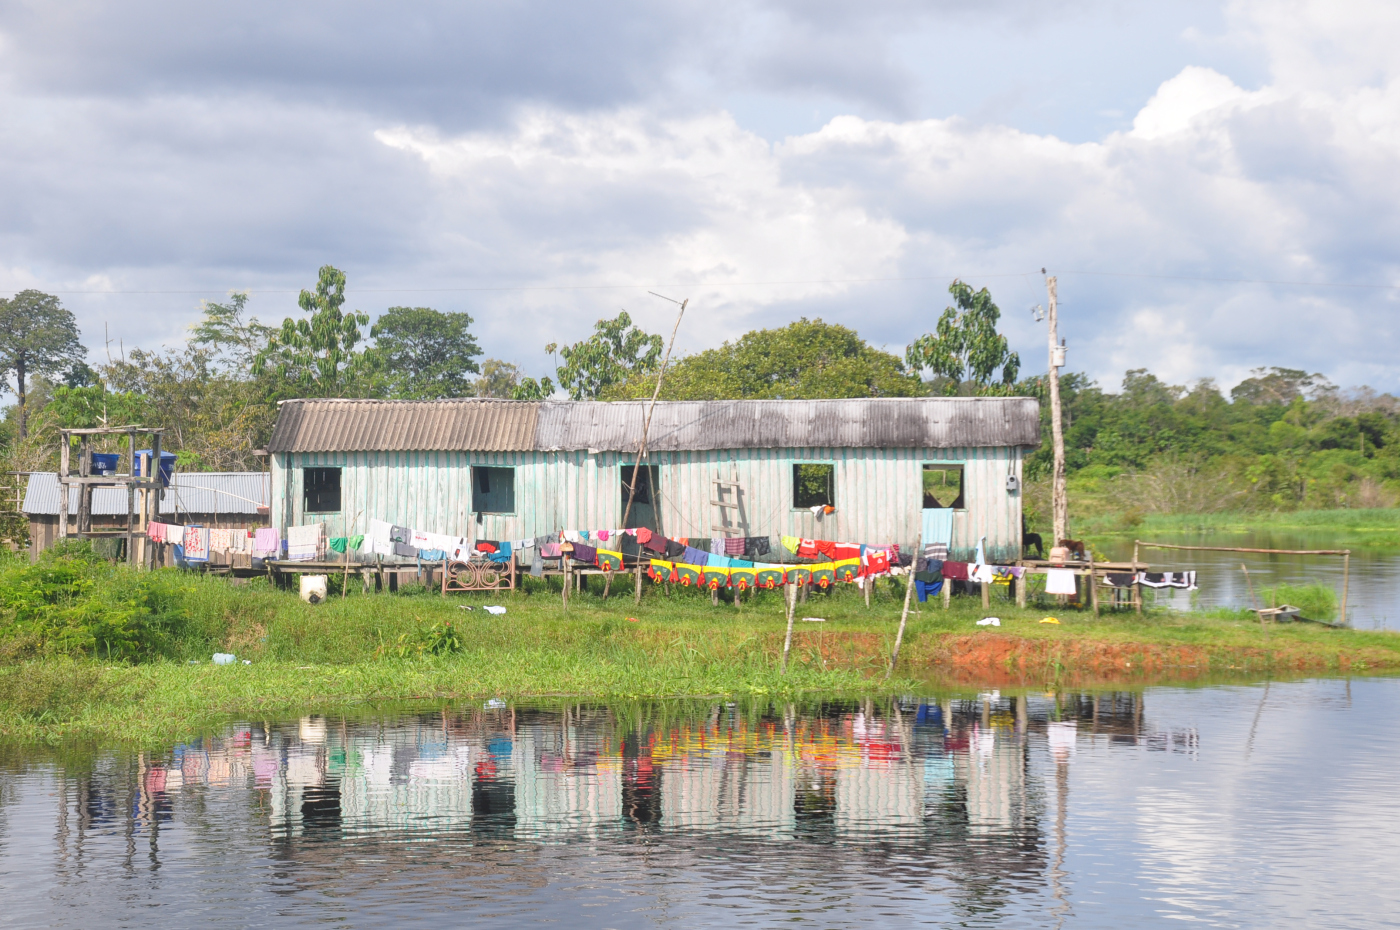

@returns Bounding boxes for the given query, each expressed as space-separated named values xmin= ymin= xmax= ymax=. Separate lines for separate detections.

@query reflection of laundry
xmin=1045 ymin=569 xmax=1077 ymax=595
xmin=1048 ymin=720 xmax=1077 ymax=762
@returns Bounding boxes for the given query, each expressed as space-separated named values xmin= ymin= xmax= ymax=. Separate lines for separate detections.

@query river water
xmin=3 ymin=681 xmax=1399 ymax=928
xmin=1098 ymin=531 xmax=1400 ymax=629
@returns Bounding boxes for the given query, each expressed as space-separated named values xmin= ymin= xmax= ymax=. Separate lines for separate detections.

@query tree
xmin=472 ymin=358 xmax=555 ymax=399
xmin=550 ymin=311 xmax=662 ymax=400
xmin=0 ymin=290 xmax=86 ymax=438
xmin=254 ymin=265 xmax=378 ymax=398
xmin=190 ymin=291 xmax=274 ymax=372
xmin=371 ymin=307 xmax=483 ymax=399
xmin=905 ymin=280 xmax=1020 ymax=394
xmin=1230 ymin=367 xmax=1330 ymax=406
xmin=602 ymin=318 xmax=921 ymax=400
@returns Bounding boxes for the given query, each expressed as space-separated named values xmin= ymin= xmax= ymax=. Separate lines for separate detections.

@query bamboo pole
xmin=620 ymin=297 xmax=688 ymax=533
xmin=886 ymin=569 xmax=916 ymax=680
xmin=1088 ymin=553 xmax=1099 ymax=617
xmin=781 ymin=582 xmax=796 ymax=674
xmin=634 ymin=561 xmax=643 ymax=606
xmin=1341 ymin=551 xmax=1350 ymax=626
xmin=1241 ymin=563 xmax=1266 ymax=633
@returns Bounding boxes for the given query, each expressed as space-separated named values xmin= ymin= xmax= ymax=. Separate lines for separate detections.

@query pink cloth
xmin=724 ymin=537 xmax=746 ymax=555
xmin=254 ymin=527 xmax=279 ymax=555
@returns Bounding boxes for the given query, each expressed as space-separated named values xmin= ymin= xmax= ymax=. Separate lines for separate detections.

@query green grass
xmin=1077 ymin=507 xmax=1400 ymax=543
xmin=4 ymin=568 xmax=1400 ymax=745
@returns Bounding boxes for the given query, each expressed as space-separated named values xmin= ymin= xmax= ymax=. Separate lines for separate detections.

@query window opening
xmin=303 ymin=467 xmax=342 ymax=513
xmin=620 ymin=464 xmax=660 ymax=530
xmin=472 ymin=466 xmax=516 ymax=514
xmin=793 ymin=464 xmax=834 ymax=510
xmin=923 ymin=464 xmax=965 ymax=509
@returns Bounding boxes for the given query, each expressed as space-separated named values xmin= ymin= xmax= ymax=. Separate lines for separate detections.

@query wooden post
xmin=942 ymin=577 xmax=951 ymax=609
xmin=886 ymin=569 xmax=916 ymax=680
xmin=1088 ymin=554 xmax=1099 ymax=617
xmin=77 ymin=436 xmax=91 ymax=536
xmin=1016 ymin=566 xmax=1027 ymax=609
xmin=1132 ymin=540 xmax=1142 ymax=615
xmin=1341 ymin=551 xmax=1350 ymax=627
xmin=126 ymin=430 xmax=137 ymax=565
xmin=1046 ymin=275 xmax=1068 ymax=546
xmin=634 ymin=562 xmax=643 ymax=606
xmin=148 ymin=433 xmax=163 ymax=569
xmin=981 ymin=576 xmax=990 ymax=610
xmin=781 ymin=582 xmax=796 ymax=674
xmin=864 ymin=576 xmax=871 ymax=609
xmin=57 ymin=431 xmax=70 ymax=540
xmin=562 ymin=558 xmax=570 ymax=610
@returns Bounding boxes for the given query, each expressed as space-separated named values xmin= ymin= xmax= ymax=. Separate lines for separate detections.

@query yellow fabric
xmin=781 ymin=535 xmax=801 ymax=555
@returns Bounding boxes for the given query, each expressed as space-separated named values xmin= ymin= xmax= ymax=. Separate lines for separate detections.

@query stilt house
xmin=266 ymin=397 xmax=1040 ymax=562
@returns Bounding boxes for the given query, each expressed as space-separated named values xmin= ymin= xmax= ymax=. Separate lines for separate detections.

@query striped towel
xmin=287 ymin=523 xmax=324 ymax=561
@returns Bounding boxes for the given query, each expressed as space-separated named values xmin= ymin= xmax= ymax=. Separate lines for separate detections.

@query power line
xmin=1058 ymin=270 xmax=1400 ymax=291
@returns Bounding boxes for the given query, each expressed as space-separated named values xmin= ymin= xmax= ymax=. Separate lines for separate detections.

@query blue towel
xmin=921 ymin=508 xmax=953 ymax=546
xmin=705 ymin=552 xmax=732 ymax=568
xmin=418 ymin=548 xmax=447 ymax=561
xmin=485 ymin=540 xmax=513 ymax=564
xmin=682 ymin=545 xmax=709 ymax=565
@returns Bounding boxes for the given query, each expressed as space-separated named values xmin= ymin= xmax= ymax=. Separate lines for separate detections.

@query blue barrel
xmin=135 ymin=449 xmax=177 ymax=487
xmin=89 ymin=453 xmax=120 ymax=475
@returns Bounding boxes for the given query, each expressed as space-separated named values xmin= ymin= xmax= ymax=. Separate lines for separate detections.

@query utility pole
xmin=1046 ymin=274 xmax=1068 ymax=546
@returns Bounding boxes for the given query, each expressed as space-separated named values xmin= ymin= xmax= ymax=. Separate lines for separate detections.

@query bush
xmin=1257 ymin=583 xmax=1338 ymax=621
xmin=0 ymin=542 xmax=202 ymax=660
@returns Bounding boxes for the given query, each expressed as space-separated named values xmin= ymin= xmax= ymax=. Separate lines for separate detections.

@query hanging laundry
xmin=723 ymin=537 xmax=746 ymax=556
xmin=348 ymin=534 xmax=364 ymax=551
xmin=814 ymin=539 xmax=838 ymax=558
xmin=785 ymin=566 xmax=812 ymax=586
xmin=644 ymin=534 xmax=668 ymax=555
xmin=915 ymin=578 xmax=943 ymax=602
xmin=418 ymin=548 xmax=447 ymax=561
xmin=563 ymin=530 xmax=581 ymax=543
xmin=1102 ymin=573 xmax=1136 ymax=587
xmin=390 ymin=525 xmax=410 ymax=544
xmin=664 ymin=538 xmax=687 ymax=559
xmin=921 ymin=508 xmax=954 ymax=547
xmin=1137 ymin=572 xmax=1170 ymax=588
xmin=184 ymin=526 xmax=210 ymax=562
xmin=754 ymin=564 xmax=785 ymax=588
xmin=484 ymin=541 xmax=513 ymax=564
xmin=701 ymin=565 xmax=730 ymax=590
xmin=863 ymin=548 xmax=890 ymax=576
xmin=393 ymin=541 xmax=417 ymax=558
xmin=1045 ymin=569 xmax=1078 ymax=595
xmin=146 ymin=522 xmax=165 ymax=543
xmin=596 ymin=549 xmax=624 ymax=571
xmin=682 ymin=545 xmax=709 ymax=566
xmin=597 ymin=530 xmax=610 ymax=542
xmin=971 ymin=564 xmax=995 ymax=584
xmin=287 ymin=523 xmax=323 ymax=561
xmin=541 ymin=542 xmax=562 ymax=558
xmin=833 ymin=558 xmax=860 ymax=583
xmin=207 ymin=528 xmax=232 ymax=553
xmin=729 ymin=564 xmax=757 ymax=590
xmin=781 ymin=535 xmax=801 ymax=555
xmin=744 ymin=536 xmax=771 ymax=557
xmin=941 ymin=561 xmax=970 ymax=581
xmin=674 ymin=562 xmax=703 ymax=586
xmin=530 ymin=545 xmax=544 ymax=577
xmin=810 ymin=563 xmax=837 ymax=588
xmin=475 ymin=540 xmax=499 ymax=553
xmin=328 ymin=537 xmax=349 ymax=553
xmin=1167 ymin=571 xmax=1198 ymax=590
xmin=647 ymin=560 xmax=676 ymax=583
xmin=571 ymin=542 xmax=597 ymax=564
xmin=705 ymin=552 xmax=733 ymax=568
xmin=923 ymin=542 xmax=949 ymax=562
xmin=254 ymin=527 xmax=280 ymax=556
xmin=832 ymin=543 xmax=860 ymax=562
xmin=711 ymin=537 xmax=726 ymax=556
xmin=634 ymin=527 xmax=653 ymax=545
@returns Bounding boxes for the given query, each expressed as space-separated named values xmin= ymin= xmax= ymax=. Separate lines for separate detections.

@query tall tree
xmin=550 ymin=311 xmax=662 ymax=400
xmin=473 ymin=359 xmax=554 ymax=399
xmin=0 ymin=290 xmax=86 ymax=438
xmin=602 ymin=318 xmax=921 ymax=400
xmin=190 ymin=291 xmax=274 ymax=372
xmin=372 ymin=307 xmax=483 ymax=399
xmin=905 ymin=280 xmax=1020 ymax=394
xmin=254 ymin=266 xmax=378 ymax=398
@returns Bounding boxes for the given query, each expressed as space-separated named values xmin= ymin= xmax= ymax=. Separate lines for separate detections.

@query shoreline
xmin=4 ymin=589 xmax=1397 ymax=744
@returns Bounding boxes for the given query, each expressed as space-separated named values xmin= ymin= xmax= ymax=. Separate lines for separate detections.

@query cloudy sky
xmin=1 ymin=0 xmax=1397 ymax=394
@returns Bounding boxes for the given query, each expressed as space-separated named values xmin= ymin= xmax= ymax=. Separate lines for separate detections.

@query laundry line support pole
xmin=781 ymin=583 xmax=796 ymax=674
xmin=1088 ymin=553 xmax=1099 ymax=617
xmin=886 ymin=569 xmax=916 ymax=680
xmin=1341 ymin=551 xmax=1350 ymax=627
xmin=634 ymin=562 xmax=643 ymax=606
xmin=1133 ymin=540 xmax=1142 ymax=615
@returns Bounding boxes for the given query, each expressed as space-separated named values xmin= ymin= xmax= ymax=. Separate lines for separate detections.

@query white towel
xmin=1045 ymin=569 xmax=1077 ymax=595
xmin=287 ymin=523 xmax=324 ymax=561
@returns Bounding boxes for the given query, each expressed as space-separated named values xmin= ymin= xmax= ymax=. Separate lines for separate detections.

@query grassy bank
xmin=1072 ymin=506 xmax=1400 ymax=545
xmin=3 ymin=553 xmax=1400 ymax=744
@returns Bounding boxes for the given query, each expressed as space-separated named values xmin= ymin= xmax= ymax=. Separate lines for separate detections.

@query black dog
xmin=1022 ymin=516 xmax=1044 ymax=559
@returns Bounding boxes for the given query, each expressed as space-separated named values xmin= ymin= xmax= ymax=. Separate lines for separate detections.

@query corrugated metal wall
xmin=273 ymin=443 xmax=1024 ymax=561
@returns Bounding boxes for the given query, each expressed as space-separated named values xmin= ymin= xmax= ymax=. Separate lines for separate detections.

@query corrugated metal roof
xmin=268 ymin=397 xmax=1040 ymax=453
xmin=268 ymin=399 xmax=539 ymax=453
xmin=23 ymin=472 xmax=270 ymax=517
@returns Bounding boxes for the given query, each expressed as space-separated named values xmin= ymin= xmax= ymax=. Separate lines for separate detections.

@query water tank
xmin=134 ymin=449 xmax=177 ymax=486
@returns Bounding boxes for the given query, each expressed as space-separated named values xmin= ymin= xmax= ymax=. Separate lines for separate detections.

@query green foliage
xmin=473 ymin=358 xmax=554 ymax=399
xmin=604 ymin=318 xmax=920 ymax=400
xmin=906 ymin=280 xmax=1020 ymax=393
xmin=1257 ymin=583 xmax=1338 ymax=622
xmin=372 ymin=306 xmax=483 ymax=399
xmin=0 ymin=289 xmax=86 ymax=438
xmin=0 ymin=544 xmax=202 ymax=661
xmin=189 ymin=291 xmax=275 ymax=371
xmin=551 ymin=311 xmax=662 ymax=399
xmin=255 ymin=265 xmax=379 ymax=398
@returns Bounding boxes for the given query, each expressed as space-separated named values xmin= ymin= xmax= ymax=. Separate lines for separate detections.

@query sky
xmin=0 ymin=0 xmax=1397 ymax=395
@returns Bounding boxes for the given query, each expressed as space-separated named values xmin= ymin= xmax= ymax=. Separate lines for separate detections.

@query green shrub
xmin=1257 ymin=583 xmax=1338 ymax=621
xmin=0 ymin=542 xmax=201 ymax=660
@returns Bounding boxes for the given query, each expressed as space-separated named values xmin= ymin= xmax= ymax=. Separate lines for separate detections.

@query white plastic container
xmin=300 ymin=575 xmax=328 ymax=604
xmin=212 ymin=653 xmax=236 ymax=665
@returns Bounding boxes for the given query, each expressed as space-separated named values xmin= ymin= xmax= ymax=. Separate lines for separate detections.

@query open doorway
xmin=621 ymin=464 xmax=660 ymax=531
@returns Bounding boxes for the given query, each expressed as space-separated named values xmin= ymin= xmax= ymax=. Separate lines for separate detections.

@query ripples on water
xmin=3 ymin=680 xmax=1400 ymax=928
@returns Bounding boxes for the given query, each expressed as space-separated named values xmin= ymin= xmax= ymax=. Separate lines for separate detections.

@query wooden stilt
xmin=981 ymin=578 xmax=990 ymax=610
xmin=942 ymin=578 xmax=951 ymax=609
xmin=634 ymin=563 xmax=643 ymax=606
xmin=1088 ymin=554 xmax=1099 ymax=617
